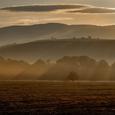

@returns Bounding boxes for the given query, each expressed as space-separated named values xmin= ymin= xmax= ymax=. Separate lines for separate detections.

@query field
xmin=0 ymin=81 xmax=115 ymax=114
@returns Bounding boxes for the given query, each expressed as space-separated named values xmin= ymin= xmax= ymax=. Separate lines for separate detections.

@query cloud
xmin=1 ymin=4 xmax=115 ymax=14
xmin=0 ymin=5 xmax=115 ymax=27
xmin=15 ymin=18 xmax=73 ymax=26
xmin=68 ymin=7 xmax=115 ymax=13
xmin=45 ymin=17 xmax=73 ymax=21
xmin=16 ymin=19 xmax=40 ymax=25
xmin=1 ymin=5 xmax=85 ymax=12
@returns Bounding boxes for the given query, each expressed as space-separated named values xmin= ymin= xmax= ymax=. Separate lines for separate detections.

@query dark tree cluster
xmin=40 ymin=56 xmax=114 ymax=81
xmin=0 ymin=56 xmax=115 ymax=81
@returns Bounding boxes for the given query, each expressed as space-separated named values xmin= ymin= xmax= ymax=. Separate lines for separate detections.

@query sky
xmin=0 ymin=0 xmax=115 ymax=27
xmin=0 ymin=0 xmax=115 ymax=8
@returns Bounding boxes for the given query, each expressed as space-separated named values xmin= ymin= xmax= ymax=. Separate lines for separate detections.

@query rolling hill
xmin=0 ymin=39 xmax=115 ymax=62
xmin=0 ymin=23 xmax=115 ymax=45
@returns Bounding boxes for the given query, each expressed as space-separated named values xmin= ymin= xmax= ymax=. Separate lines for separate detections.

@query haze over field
xmin=0 ymin=1 xmax=115 ymax=114
xmin=0 ymin=56 xmax=115 ymax=81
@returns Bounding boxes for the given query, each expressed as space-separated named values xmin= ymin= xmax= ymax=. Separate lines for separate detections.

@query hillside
xmin=0 ymin=23 xmax=115 ymax=45
xmin=0 ymin=39 xmax=115 ymax=62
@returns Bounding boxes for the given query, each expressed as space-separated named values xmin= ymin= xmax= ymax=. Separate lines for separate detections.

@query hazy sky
xmin=0 ymin=0 xmax=115 ymax=27
xmin=0 ymin=0 xmax=115 ymax=8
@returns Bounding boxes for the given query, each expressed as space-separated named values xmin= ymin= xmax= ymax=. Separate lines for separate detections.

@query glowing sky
xmin=0 ymin=0 xmax=115 ymax=8
xmin=0 ymin=0 xmax=115 ymax=27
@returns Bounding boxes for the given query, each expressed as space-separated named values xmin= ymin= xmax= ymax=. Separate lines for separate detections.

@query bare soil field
xmin=0 ymin=81 xmax=115 ymax=115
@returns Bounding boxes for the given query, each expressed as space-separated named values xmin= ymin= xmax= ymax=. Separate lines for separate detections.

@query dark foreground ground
xmin=0 ymin=81 xmax=115 ymax=115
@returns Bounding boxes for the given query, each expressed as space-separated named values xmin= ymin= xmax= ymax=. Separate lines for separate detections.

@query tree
xmin=110 ymin=63 xmax=115 ymax=81
xmin=66 ymin=71 xmax=79 ymax=81
xmin=92 ymin=60 xmax=109 ymax=81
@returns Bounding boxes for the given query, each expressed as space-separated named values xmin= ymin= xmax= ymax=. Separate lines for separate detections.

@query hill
xmin=0 ymin=23 xmax=115 ymax=45
xmin=0 ymin=39 xmax=115 ymax=62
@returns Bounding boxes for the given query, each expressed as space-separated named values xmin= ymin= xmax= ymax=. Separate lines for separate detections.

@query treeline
xmin=0 ymin=56 xmax=115 ymax=81
xmin=0 ymin=57 xmax=29 ymax=80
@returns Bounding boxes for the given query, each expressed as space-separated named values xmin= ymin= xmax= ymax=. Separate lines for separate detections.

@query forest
xmin=0 ymin=56 xmax=115 ymax=81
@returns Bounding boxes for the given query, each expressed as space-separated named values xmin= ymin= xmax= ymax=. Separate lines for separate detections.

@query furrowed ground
xmin=0 ymin=81 xmax=115 ymax=114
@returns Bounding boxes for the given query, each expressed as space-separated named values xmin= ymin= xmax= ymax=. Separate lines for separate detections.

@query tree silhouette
xmin=92 ymin=60 xmax=109 ymax=81
xmin=66 ymin=71 xmax=79 ymax=81
xmin=110 ymin=63 xmax=115 ymax=80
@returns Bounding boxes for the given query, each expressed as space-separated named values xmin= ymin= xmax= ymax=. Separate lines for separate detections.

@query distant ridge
xmin=0 ymin=23 xmax=115 ymax=45
xmin=0 ymin=38 xmax=115 ymax=62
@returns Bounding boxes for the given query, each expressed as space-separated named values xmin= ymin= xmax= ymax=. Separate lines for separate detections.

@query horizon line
xmin=0 ymin=22 xmax=115 ymax=29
